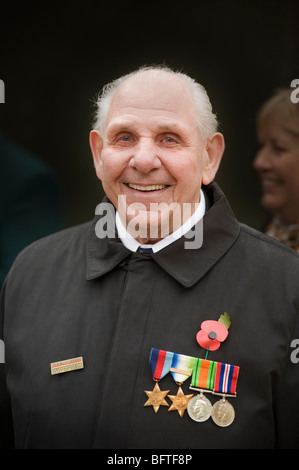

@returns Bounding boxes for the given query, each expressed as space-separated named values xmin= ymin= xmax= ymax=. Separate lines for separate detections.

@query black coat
xmin=1 ymin=182 xmax=299 ymax=449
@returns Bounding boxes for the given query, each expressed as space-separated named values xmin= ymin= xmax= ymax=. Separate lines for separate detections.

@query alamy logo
xmin=290 ymin=79 xmax=299 ymax=104
xmin=290 ymin=339 xmax=299 ymax=364
xmin=94 ymin=198 xmax=203 ymax=249
xmin=0 ymin=340 xmax=4 ymax=363
xmin=0 ymin=79 xmax=5 ymax=103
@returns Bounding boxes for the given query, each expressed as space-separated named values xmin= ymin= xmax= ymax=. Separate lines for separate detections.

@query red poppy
xmin=196 ymin=320 xmax=228 ymax=351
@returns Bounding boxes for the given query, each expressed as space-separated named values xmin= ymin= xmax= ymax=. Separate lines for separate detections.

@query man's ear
xmin=202 ymin=132 xmax=225 ymax=185
xmin=89 ymin=130 xmax=103 ymax=180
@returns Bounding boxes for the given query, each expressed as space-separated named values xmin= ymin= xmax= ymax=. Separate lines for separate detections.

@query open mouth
xmin=261 ymin=178 xmax=283 ymax=190
xmin=126 ymin=183 xmax=168 ymax=192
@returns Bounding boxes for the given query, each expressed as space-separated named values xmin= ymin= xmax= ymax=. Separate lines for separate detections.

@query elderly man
xmin=1 ymin=66 xmax=299 ymax=449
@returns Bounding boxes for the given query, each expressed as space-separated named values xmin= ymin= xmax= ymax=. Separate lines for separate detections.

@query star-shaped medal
xmin=168 ymin=386 xmax=194 ymax=418
xmin=144 ymin=382 xmax=170 ymax=413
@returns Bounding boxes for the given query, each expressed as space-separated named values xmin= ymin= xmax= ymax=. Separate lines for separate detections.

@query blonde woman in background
xmin=253 ymin=88 xmax=299 ymax=252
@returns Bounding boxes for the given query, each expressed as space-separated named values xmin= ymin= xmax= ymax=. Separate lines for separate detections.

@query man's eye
xmin=162 ymin=135 xmax=178 ymax=144
xmin=119 ymin=135 xmax=132 ymax=142
xmin=113 ymin=134 xmax=135 ymax=145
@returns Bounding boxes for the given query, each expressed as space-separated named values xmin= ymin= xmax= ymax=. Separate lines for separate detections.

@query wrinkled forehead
xmin=108 ymin=71 xmax=195 ymax=118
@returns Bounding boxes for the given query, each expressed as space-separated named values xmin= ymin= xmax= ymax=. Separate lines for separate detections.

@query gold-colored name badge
xmin=50 ymin=357 xmax=84 ymax=375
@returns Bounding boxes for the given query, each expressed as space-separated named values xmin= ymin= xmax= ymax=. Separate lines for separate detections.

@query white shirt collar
xmin=116 ymin=189 xmax=206 ymax=253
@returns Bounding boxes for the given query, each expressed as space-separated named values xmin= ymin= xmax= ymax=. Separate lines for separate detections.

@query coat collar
xmin=86 ymin=182 xmax=240 ymax=287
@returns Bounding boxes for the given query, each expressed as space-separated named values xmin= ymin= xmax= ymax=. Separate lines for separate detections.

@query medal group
xmin=144 ymin=314 xmax=240 ymax=428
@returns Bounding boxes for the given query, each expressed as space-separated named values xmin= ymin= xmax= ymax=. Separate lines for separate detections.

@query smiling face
xmin=253 ymin=122 xmax=299 ymax=223
xmin=90 ymin=70 xmax=224 ymax=243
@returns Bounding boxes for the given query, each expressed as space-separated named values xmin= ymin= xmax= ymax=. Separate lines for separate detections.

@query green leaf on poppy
xmin=218 ymin=312 xmax=231 ymax=329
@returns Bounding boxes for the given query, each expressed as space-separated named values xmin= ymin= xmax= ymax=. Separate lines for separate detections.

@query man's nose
xmin=129 ymin=139 xmax=162 ymax=173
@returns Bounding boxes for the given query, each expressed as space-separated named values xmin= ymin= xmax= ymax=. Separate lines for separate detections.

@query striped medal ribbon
xmin=168 ymin=352 xmax=196 ymax=418
xmin=144 ymin=349 xmax=174 ymax=413
xmin=187 ymin=358 xmax=216 ymax=422
xmin=213 ymin=362 xmax=239 ymax=396
xmin=149 ymin=348 xmax=174 ymax=381
xmin=190 ymin=358 xmax=216 ymax=392
xmin=211 ymin=362 xmax=240 ymax=427
xmin=169 ymin=352 xmax=197 ymax=385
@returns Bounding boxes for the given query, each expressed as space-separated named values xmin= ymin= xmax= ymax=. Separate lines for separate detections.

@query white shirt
xmin=116 ymin=189 xmax=206 ymax=253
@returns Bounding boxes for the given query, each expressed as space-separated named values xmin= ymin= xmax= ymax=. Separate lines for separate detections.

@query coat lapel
xmin=153 ymin=182 xmax=240 ymax=287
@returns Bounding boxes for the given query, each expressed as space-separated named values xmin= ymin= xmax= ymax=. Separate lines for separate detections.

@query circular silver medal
xmin=211 ymin=398 xmax=235 ymax=427
xmin=187 ymin=393 xmax=212 ymax=422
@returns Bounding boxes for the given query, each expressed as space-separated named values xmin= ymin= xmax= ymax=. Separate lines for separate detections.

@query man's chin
xmin=126 ymin=211 xmax=179 ymax=243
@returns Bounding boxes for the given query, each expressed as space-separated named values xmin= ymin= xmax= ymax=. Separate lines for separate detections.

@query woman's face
xmin=253 ymin=122 xmax=299 ymax=223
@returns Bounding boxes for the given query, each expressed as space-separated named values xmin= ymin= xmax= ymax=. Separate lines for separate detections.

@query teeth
xmin=262 ymin=179 xmax=280 ymax=185
xmin=128 ymin=184 xmax=167 ymax=191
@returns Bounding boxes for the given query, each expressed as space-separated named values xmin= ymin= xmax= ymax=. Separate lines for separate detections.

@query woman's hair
xmin=92 ymin=65 xmax=218 ymax=140
xmin=257 ymin=88 xmax=299 ymax=137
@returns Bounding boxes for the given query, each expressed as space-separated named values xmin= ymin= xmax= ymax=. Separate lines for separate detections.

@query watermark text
xmin=95 ymin=197 xmax=203 ymax=249
xmin=0 ymin=79 xmax=5 ymax=103
xmin=0 ymin=340 xmax=5 ymax=363
xmin=290 ymin=339 xmax=299 ymax=363
xmin=290 ymin=79 xmax=299 ymax=104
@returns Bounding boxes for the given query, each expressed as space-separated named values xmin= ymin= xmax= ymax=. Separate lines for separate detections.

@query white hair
xmin=92 ymin=65 xmax=218 ymax=140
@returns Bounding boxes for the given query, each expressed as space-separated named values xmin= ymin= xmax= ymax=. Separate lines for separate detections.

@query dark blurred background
xmin=1 ymin=0 xmax=299 ymax=230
